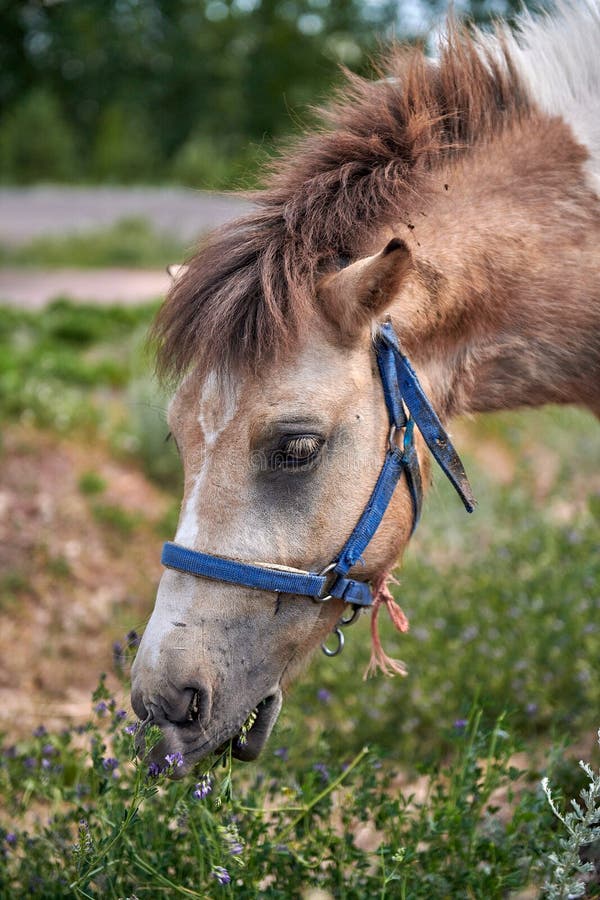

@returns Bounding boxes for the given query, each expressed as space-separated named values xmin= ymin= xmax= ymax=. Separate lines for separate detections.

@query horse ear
xmin=319 ymin=239 xmax=412 ymax=339
xmin=166 ymin=263 xmax=189 ymax=282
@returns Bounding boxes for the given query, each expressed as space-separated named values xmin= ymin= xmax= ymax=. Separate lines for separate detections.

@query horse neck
xmin=393 ymin=117 xmax=600 ymax=421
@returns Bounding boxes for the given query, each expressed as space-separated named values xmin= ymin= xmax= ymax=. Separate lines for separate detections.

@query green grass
xmin=1 ymin=674 xmax=599 ymax=898
xmin=0 ymin=298 xmax=156 ymax=433
xmin=0 ymin=300 xmax=599 ymax=895
xmin=0 ymin=299 xmax=182 ymax=483
xmin=0 ymin=217 xmax=190 ymax=269
xmin=0 ymin=678 xmax=569 ymax=897
xmin=91 ymin=502 xmax=141 ymax=536
xmin=78 ymin=471 xmax=107 ymax=495
xmin=0 ymin=570 xmax=31 ymax=611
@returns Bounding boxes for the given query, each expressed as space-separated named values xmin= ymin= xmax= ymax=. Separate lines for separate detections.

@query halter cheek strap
xmin=160 ymin=322 xmax=475 ymax=607
xmin=378 ymin=323 xmax=475 ymax=512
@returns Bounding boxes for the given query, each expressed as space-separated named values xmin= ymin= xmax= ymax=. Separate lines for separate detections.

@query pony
xmin=131 ymin=1 xmax=600 ymax=774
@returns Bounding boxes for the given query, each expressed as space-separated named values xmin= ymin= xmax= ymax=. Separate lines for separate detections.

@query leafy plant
xmin=542 ymin=731 xmax=600 ymax=898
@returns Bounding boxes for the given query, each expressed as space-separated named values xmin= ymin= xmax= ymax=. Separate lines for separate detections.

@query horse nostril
xmin=162 ymin=686 xmax=211 ymax=727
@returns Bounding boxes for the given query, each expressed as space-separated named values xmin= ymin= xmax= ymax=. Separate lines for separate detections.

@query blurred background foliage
xmin=0 ymin=0 xmax=540 ymax=189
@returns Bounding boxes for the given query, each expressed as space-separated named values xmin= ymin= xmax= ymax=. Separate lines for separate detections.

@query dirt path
xmin=0 ymin=267 xmax=170 ymax=309
xmin=0 ymin=186 xmax=252 ymax=308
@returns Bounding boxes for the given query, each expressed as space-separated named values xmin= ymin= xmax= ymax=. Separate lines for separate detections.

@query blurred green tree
xmin=0 ymin=87 xmax=78 ymax=183
xmin=91 ymin=104 xmax=159 ymax=181
xmin=0 ymin=0 xmax=543 ymax=186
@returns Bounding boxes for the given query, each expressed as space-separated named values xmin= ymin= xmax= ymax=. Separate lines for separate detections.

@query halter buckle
xmin=313 ymin=561 xmax=338 ymax=603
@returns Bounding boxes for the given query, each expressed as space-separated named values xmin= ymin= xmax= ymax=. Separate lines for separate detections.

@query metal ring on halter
xmin=340 ymin=605 xmax=361 ymax=627
xmin=321 ymin=627 xmax=344 ymax=657
xmin=313 ymin=561 xmax=337 ymax=603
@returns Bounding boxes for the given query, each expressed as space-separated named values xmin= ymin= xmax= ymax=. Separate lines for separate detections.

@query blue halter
xmin=160 ymin=322 xmax=475 ymax=615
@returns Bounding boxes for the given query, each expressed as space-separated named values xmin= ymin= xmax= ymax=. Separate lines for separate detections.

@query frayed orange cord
xmin=363 ymin=572 xmax=410 ymax=680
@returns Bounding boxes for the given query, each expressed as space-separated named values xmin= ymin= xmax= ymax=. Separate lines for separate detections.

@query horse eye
xmin=270 ymin=434 xmax=324 ymax=471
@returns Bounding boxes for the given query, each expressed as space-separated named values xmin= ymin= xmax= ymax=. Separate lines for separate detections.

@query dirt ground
xmin=0 ymin=267 xmax=171 ymax=309
xmin=0 ymin=423 xmax=175 ymax=737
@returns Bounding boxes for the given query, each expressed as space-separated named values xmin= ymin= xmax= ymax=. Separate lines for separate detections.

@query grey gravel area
xmin=0 ymin=186 xmax=252 ymax=245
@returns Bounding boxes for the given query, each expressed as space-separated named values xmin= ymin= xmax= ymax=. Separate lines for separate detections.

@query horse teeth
xmin=186 ymin=690 xmax=201 ymax=722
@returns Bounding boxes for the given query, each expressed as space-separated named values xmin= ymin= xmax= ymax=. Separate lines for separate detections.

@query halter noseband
xmin=160 ymin=322 xmax=475 ymax=647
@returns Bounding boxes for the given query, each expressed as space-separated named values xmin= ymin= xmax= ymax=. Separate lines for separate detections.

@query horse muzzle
xmin=130 ymin=614 xmax=285 ymax=773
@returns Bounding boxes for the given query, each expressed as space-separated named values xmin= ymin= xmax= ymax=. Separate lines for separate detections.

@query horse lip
xmin=137 ymin=688 xmax=284 ymax=773
xmin=232 ymin=689 xmax=283 ymax=762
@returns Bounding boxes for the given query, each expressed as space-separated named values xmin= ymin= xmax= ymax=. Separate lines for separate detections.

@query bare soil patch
xmin=0 ymin=424 xmax=175 ymax=737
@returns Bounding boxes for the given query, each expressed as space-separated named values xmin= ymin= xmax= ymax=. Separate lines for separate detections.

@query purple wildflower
xmin=102 ymin=757 xmax=119 ymax=771
xmin=94 ymin=701 xmax=108 ymax=716
xmin=193 ymin=774 xmax=213 ymax=800
xmin=274 ymin=747 xmax=288 ymax=761
xmin=147 ymin=762 xmax=162 ymax=778
xmin=317 ymin=688 xmax=331 ymax=703
xmin=313 ymin=762 xmax=330 ymax=782
xmin=221 ymin=824 xmax=244 ymax=857
xmin=212 ymin=866 xmax=231 ymax=885
xmin=124 ymin=721 xmax=139 ymax=735
xmin=41 ymin=758 xmax=51 ymax=770
xmin=454 ymin=718 xmax=468 ymax=731
xmin=115 ymin=709 xmax=127 ymax=721
xmin=165 ymin=751 xmax=184 ymax=769
xmin=42 ymin=744 xmax=56 ymax=756
xmin=126 ymin=630 xmax=140 ymax=648
xmin=33 ymin=725 xmax=47 ymax=738
xmin=526 ymin=703 xmax=538 ymax=716
xmin=24 ymin=757 xmax=36 ymax=769
xmin=5 ymin=833 xmax=17 ymax=846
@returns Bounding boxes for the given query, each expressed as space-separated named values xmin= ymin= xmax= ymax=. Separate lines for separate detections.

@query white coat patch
xmin=480 ymin=1 xmax=600 ymax=193
xmin=174 ymin=371 xmax=238 ymax=547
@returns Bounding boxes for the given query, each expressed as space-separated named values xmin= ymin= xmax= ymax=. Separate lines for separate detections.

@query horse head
xmin=131 ymin=240 xmax=432 ymax=771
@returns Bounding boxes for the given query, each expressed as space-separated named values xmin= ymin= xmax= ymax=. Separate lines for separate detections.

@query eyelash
xmin=165 ymin=431 xmax=181 ymax=455
xmin=269 ymin=435 xmax=324 ymax=471
xmin=166 ymin=431 xmax=323 ymax=471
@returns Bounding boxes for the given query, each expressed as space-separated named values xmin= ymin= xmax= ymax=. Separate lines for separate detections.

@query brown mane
xmin=153 ymin=24 xmax=530 ymax=382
